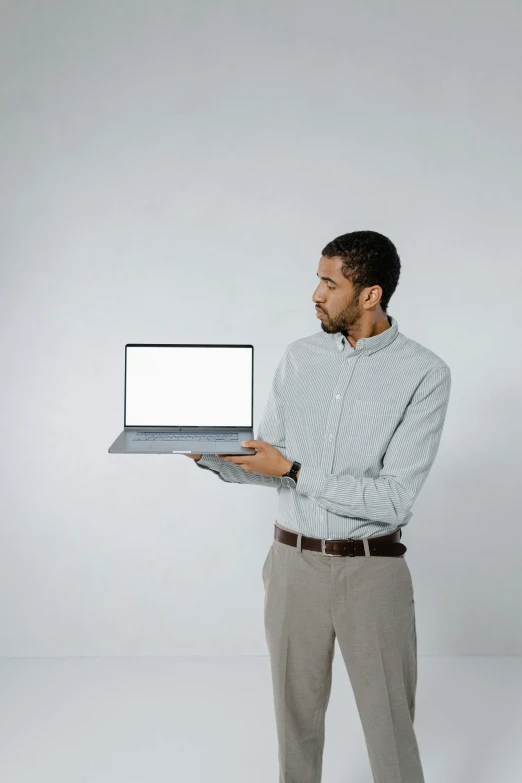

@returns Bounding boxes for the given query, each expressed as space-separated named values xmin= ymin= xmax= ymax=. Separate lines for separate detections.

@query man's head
xmin=312 ymin=230 xmax=401 ymax=336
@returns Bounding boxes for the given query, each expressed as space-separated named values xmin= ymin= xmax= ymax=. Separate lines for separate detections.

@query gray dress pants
xmin=262 ymin=522 xmax=423 ymax=783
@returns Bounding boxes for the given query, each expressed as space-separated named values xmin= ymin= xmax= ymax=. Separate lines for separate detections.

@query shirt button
xmin=320 ymin=515 xmax=324 ymax=520
xmin=328 ymin=434 xmax=333 ymax=439
xmin=335 ymin=395 xmax=340 ymax=400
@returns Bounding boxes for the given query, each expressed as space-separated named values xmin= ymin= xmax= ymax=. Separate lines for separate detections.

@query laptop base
xmin=108 ymin=429 xmax=256 ymax=455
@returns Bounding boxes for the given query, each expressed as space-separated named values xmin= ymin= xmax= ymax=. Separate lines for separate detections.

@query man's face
xmin=312 ymin=256 xmax=364 ymax=334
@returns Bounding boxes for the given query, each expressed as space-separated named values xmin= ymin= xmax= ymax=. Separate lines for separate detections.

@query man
xmin=186 ymin=230 xmax=451 ymax=783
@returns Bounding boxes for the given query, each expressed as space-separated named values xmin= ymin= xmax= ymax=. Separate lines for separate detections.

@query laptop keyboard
xmin=132 ymin=432 xmax=239 ymax=441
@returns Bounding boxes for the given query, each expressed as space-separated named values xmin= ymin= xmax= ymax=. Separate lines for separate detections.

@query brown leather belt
xmin=274 ymin=524 xmax=407 ymax=557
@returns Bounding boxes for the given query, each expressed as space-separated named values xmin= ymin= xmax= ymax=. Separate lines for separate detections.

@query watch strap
xmin=282 ymin=460 xmax=301 ymax=481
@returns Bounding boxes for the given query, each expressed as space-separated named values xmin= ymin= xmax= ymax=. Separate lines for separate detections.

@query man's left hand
xmin=217 ymin=440 xmax=292 ymax=478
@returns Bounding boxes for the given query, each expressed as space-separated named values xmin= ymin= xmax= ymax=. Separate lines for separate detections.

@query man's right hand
xmin=184 ymin=454 xmax=203 ymax=461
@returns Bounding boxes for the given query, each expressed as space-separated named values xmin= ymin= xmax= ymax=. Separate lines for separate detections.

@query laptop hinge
xmin=123 ymin=426 xmax=241 ymax=431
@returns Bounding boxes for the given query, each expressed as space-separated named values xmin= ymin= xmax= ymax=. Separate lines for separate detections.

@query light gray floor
xmin=0 ymin=653 xmax=520 ymax=782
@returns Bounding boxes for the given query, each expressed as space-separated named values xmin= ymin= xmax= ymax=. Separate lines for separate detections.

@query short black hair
xmin=321 ymin=230 xmax=401 ymax=314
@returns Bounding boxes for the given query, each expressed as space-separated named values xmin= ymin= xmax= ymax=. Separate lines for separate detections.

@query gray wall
xmin=1 ymin=0 xmax=520 ymax=656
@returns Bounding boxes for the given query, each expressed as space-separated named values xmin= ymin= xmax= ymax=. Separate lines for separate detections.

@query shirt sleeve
xmin=295 ymin=365 xmax=452 ymax=525
xmin=194 ymin=348 xmax=288 ymax=487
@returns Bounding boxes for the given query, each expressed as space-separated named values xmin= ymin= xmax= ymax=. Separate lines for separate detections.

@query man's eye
xmin=327 ymin=285 xmax=335 ymax=290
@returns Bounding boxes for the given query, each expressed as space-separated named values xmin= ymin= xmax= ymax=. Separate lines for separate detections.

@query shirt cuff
xmin=195 ymin=455 xmax=222 ymax=468
xmin=296 ymin=464 xmax=325 ymax=499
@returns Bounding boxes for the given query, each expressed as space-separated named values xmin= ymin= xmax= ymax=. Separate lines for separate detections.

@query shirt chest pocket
xmin=346 ymin=399 xmax=403 ymax=457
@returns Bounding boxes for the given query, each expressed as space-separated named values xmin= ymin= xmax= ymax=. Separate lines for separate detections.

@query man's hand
xmin=217 ymin=440 xmax=292 ymax=478
xmin=184 ymin=454 xmax=202 ymax=461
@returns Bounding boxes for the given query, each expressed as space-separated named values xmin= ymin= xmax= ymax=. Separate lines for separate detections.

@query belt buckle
xmin=323 ymin=538 xmax=356 ymax=557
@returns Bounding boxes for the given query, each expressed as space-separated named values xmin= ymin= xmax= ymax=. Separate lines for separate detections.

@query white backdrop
xmin=1 ymin=0 xmax=520 ymax=657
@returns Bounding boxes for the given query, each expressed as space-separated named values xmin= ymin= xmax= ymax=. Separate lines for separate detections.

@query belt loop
xmin=296 ymin=532 xmax=303 ymax=553
xmin=362 ymin=537 xmax=371 ymax=557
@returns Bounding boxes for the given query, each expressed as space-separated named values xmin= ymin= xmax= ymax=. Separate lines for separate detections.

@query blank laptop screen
xmin=125 ymin=345 xmax=253 ymax=428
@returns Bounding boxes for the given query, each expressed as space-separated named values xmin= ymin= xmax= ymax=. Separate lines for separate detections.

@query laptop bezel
xmin=123 ymin=343 xmax=254 ymax=431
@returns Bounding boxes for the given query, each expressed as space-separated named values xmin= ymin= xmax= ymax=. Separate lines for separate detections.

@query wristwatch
xmin=281 ymin=460 xmax=301 ymax=488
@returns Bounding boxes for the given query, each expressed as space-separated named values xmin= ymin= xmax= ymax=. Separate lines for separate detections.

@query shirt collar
xmin=333 ymin=314 xmax=399 ymax=355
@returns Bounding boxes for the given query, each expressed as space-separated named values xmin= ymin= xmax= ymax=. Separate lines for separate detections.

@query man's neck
xmin=344 ymin=314 xmax=391 ymax=349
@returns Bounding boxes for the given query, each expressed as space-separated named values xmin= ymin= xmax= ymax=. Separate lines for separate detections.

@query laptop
xmin=108 ymin=343 xmax=256 ymax=455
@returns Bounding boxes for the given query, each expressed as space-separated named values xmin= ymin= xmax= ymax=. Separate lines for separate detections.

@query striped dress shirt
xmin=195 ymin=314 xmax=451 ymax=539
